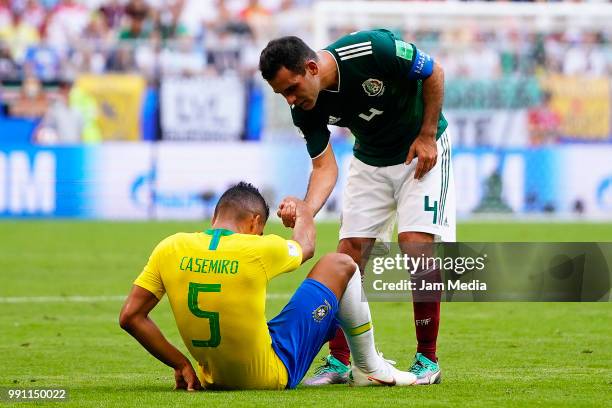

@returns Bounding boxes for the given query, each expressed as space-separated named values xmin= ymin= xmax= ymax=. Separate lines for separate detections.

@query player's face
xmin=268 ymin=65 xmax=320 ymax=111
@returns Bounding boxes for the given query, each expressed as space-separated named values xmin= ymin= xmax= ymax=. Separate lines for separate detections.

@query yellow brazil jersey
xmin=133 ymin=228 xmax=303 ymax=390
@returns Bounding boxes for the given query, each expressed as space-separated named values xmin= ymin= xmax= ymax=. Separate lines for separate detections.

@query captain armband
xmin=407 ymin=48 xmax=434 ymax=80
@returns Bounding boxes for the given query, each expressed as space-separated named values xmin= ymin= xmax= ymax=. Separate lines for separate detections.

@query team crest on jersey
xmin=362 ymin=78 xmax=384 ymax=96
xmin=312 ymin=300 xmax=332 ymax=322
xmin=328 ymin=115 xmax=342 ymax=125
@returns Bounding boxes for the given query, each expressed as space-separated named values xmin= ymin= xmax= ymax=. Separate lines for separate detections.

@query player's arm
xmin=119 ymin=285 xmax=201 ymax=391
xmin=279 ymin=196 xmax=316 ymax=262
xmin=280 ymin=109 xmax=338 ymax=225
xmin=377 ymin=32 xmax=443 ymax=179
xmin=277 ymin=143 xmax=338 ymax=228
xmin=278 ymin=144 xmax=338 ymax=228
xmin=421 ymin=62 xmax=444 ymax=140
xmin=120 ymin=236 xmax=200 ymax=391
xmin=407 ymin=61 xmax=444 ymax=179
xmin=304 ymin=143 xmax=338 ymax=216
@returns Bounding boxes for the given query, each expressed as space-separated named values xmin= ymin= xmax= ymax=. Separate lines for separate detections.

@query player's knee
xmin=399 ymin=231 xmax=434 ymax=244
xmin=320 ymin=252 xmax=357 ymax=281
xmin=337 ymin=238 xmax=364 ymax=263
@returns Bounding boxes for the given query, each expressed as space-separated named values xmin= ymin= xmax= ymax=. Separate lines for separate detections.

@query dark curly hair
xmin=214 ymin=182 xmax=270 ymax=222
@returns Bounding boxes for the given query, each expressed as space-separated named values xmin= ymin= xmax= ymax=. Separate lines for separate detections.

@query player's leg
xmin=398 ymin=232 xmax=439 ymax=364
xmin=268 ymin=253 xmax=416 ymax=388
xmin=322 ymin=237 xmax=375 ymax=376
xmin=305 ymin=252 xmax=356 ymax=300
xmin=399 ymin=231 xmax=443 ymax=385
xmin=267 ymin=253 xmax=356 ymax=389
xmin=301 ymin=248 xmax=363 ymax=386
xmin=305 ymin=157 xmax=396 ymax=385
xmin=333 ymin=257 xmax=417 ymax=386
xmin=319 ymin=246 xmax=380 ymax=376
xmin=394 ymin=129 xmax=456 ymax=385
xmin=311 ymin=251 xmax=416 ymax=386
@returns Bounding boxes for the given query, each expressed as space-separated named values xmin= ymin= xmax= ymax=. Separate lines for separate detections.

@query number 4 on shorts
xmin=424 ymin=196 xmax=438 ymax=224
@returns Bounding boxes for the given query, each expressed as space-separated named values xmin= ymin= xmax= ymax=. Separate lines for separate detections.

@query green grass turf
xmin=0 ymin=221 xmax=610 ymax=407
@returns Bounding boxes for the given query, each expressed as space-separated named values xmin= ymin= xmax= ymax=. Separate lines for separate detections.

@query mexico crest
xmin=328 ymin=115 xmax=342 ymax=125
xmin=362 ymin=78 xmax=384 ymax=96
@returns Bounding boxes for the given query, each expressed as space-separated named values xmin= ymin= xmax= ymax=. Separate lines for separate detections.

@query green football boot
xmin=408 ymin=353 xmax=441 ymax=385
xmin=303 ymin=355 xmax=350 ymax=386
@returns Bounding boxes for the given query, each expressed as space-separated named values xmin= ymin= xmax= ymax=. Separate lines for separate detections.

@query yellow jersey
xmin=134 ymin=228 xmax=303 ymax=390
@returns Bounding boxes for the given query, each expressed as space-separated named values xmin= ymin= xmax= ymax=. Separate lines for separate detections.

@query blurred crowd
xmin=322 ymin=25 xmax=612 ymax=79
xmin=1 ymin=0 xmax=610 ymax=83
xmin=0 ymin=0 xmax=315 ymax=82
xmin=405 ymin=28 xmax=611 ymax=78
xmin=0 ymin=0 xmax=611 ymax=145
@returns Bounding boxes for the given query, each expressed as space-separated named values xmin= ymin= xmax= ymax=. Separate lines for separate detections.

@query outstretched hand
xmin=277 ymin=196 xmax=312 ymax=228
xmin=277 ymin=197 xmax=297 ymax=228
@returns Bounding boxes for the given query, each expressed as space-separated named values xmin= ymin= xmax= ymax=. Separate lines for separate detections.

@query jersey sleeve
xmin=258 ymin=234 xmax=303 ymax=281
xmin=133 ymin=236 xmax=174 ymax=299
xmin=372 ymin=30 xmax=434 ymax=81
xmin=291 ymin=106 xmax=331 ymax=159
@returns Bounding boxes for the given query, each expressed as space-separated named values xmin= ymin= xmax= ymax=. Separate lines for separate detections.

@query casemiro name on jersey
xmin=180 ymin=256 xmax=240 ymax=274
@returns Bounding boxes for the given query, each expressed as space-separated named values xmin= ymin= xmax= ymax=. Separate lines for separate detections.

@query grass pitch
xmin=0 ymin=221 xmax=610 ymax=407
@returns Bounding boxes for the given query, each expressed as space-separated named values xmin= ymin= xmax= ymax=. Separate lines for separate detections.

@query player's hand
xmin=294 ymin=199 xmax=313 ymax=219
xmin=174 ymin=362 xmax=202 ymax=391
xmin=278 ymin=196 xmax=313 ymax=228
xmin=277 ymin=197 xmax=298 ymax=228
xmin=406 ymin=134 xmax=437 ymax=180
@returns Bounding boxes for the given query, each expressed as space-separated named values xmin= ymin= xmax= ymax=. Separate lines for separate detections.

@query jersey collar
xmin=321 ymin=49 xmax=341 ymax=93
xmin=204 ymin=228 xmax=235 ymax=236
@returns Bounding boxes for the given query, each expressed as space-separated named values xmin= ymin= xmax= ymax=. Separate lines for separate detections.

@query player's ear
xmin=249 ymin=213 xmax=264 ymax=235
xmin=306 ymin=60 xmax=318 ymax=76
xmin=245 ymin=213 xmax=256 ymax=234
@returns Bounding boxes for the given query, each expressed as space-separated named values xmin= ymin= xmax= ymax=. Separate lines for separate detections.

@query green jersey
xmin=291 ymin=29 xmax=447 ymax=167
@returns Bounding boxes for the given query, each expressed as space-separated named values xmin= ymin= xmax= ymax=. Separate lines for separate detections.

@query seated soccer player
xmin=119 ymin=182 xmax=416 ymax=390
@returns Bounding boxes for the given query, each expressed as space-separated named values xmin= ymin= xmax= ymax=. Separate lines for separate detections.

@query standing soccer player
xmin=259 ymin=29 xmax=456 ymax=385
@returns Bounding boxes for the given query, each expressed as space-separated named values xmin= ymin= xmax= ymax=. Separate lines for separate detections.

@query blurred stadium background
xmin=0 ymin=0 xmax=611 ymax=222
xmin=1 ymin=2 xmax=611 ymax=405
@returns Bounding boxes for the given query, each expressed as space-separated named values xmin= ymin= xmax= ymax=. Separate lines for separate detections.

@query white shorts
xmin=339 ymin=130 xmax=456 ymax=242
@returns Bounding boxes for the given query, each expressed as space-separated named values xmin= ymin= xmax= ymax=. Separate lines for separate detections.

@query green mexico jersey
xmin=291 ymin=29 xmax=447 ymax=167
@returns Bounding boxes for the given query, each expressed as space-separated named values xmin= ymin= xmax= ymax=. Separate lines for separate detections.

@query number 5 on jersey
xmin=188 ymin=282 xmax=221 ymax=347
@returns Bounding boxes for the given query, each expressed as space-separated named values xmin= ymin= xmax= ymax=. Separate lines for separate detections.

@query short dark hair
xmin=214 ymin=182 xmax=270 ymax=222
xmin=259 ymin=36 xmax=317 ymax=81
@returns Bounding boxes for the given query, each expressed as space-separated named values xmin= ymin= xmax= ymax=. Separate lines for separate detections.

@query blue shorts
xmin=268 ymin=278 xmax=339 ymax=389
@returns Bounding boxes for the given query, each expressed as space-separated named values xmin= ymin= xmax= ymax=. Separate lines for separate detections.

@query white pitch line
xmin=0 ymin=295 xmax=126 ymax=303
xmin=268 ymin=293 xmax=291 ymax=300
xmin=0 ymin=293 xmax=291 ymax=304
